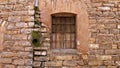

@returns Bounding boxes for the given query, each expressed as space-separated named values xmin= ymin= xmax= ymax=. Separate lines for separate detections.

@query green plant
xmin=32 ymin=31 xmax=41 ymax=47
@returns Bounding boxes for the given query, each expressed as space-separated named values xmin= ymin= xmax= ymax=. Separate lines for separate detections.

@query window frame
xmin=50 ymin=14 xmax=76 ymax=49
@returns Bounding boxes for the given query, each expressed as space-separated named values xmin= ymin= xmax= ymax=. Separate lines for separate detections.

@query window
xmin=51 ymin=16 xmax=76 ymax=49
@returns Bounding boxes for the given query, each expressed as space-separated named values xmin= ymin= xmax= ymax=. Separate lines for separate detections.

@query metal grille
xmin=51 ymin=16 xmax=76 ymax=49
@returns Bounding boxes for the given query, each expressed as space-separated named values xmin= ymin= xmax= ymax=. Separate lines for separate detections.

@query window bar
xmin=62 ymin=17 xmax=64 ymax=48
xmin=64 ymin=17 xmax=66 ymax=48
xmin=73 ymin=17 xmax=75 ymax=48
xmin=70 ymin=17 xmax=72 ymax=48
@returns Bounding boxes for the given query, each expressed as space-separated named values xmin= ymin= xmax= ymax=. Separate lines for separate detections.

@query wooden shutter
xmin=51 ymin=16 xmax=76 ymax=49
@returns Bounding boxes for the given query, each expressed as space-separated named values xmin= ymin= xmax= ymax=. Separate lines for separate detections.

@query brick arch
xmin=0 ymin=19 xmax=8 ymax=51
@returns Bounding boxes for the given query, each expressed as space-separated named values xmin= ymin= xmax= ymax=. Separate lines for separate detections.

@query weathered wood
xmin=51 ymin=16 xmax=76 ymax=49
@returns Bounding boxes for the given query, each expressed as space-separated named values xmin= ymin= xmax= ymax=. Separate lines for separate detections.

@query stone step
xmin=34 ymin=56 xmax=49 ymax=61
xmin=33 ymin=49 xmax=47 ymax=56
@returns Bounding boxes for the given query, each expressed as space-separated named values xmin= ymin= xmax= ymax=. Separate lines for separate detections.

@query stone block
xmin=12 ymin=11 xmax=28 ymax=16
xmin=8 ymin=0 xmax=17 ymax=4
xmin=34 ymin=51 xmax=47 ymax=56
xmin=28 ymin=10 xmax=34 ymax=15
xmin=89 ymin=38 xmax=96 ymax=43
xmin=17 ymin=66 xmax=32 ymax=68
xmin=118 ymin=25 xmax=120 ymax=29
xmin=117 ymin=34 xmax=120 ymax=41
xmin=4 ymin=64 xmax=15 ymax=68
xmin=0 ymin=58 xmax=12 ymax=63
xmin=25 ymin=47 xmax=32 ymax=51
xmin=33 ymin=61 xmax=41 ymax=67
xmin=63 ymin=61 xmax=77 ymax=66
xmin=13 ymin=4 xmax=24 ymax=11
xmin=98 ymin=34 xmax=114 ymax=44
xmin=8 ymin=16 xmax=21 ymax=22
xmin=89 ymin=44 xmax=99 ymax=49
xmin=92 ymin=3 xmax=102 ymax=7
xmin=112 ymin=44 xmax=118 ymax=49
xmin=34 ymin=56 xmax=49 ymax=61
xmin=1 ymin=52 xmax=16 ymax=58
xmin=82 ymin=55 xmax=88 ymax=60
xmin=45 ymin=61 xmax=62 ymax=66
xmin=89 ymin=24 xmax=97 ymax=29
xmin=91 ymin=0 xmax=108 ymax=3
xmin=72 ymin=55 xmax=81 ymax=60
xmin=18 ymin=41 xmax=31 ymax=46
xmin=88 ymin=60 xmax=103 ymax=65
xmin=112 ymin=55 xmax=119 ymax=61
xmin=21 ymin=16 xmax=34 ymax=22
xmin=41 ymin=28 xmax=47 ymax=32
xmin=0 ymin=5 xmax=5 ymax=10
xmin=112 ymin=8 xmax=118 ymax=12
xmin=54 ymin=55 xmax=73 ymax=60
xmin=5 ymin=5 xmax=13 ymax=10
xmin=24 ymin=59 xmax=33 ymax=65
xmin=91 ymin=66 xmax=106 ymax=68
xmin=103 ymin=3 xmax=115 ymax=7
xmin=7 ymin=24 xmax=15 ymax=30
xmin=96 ymin=55 xmax=112 ymax=60
xmin=99 ymin=29 xmax=109 ymax=34
xmin=13 ymin=59 xmax=24 ymax=65
xmin=104 ymin=61 xmax=115 ymax=65
xmin=75 ymin=60 xmax=84 ymax=66
xmin=17 ymin=52 xmax=32 ymax=58
xmin=105 ymin=50 xmax=120 ymax=55
xmin=98 ymin=7 xmax=111 ymax=11
xmin=116 ymin=61 xmax=120 ymax=66
xmin=0 ymin=0 xmax=8 ymax=4
xmin=90 ymin=50 xmax=104 ymax=55
xmin=102 ymin=12 xmax=115 ymax=17
xmin=110 ymin=29 xmax=119 ymax=34
xmin=21 ymin=28 xmax=33 ymax=34
xmin=99 ymin=44 xmax=112 ymax=50
xmin=28 ymin=22 xmax=34 ymax=27
xmin=97 ymin=24 xmax=105 ymax=29
xmin=12 ymin=46 xmax=24 ymax=51
xmin=88 ymin=55 xmax=97 ymax=60
xmin=11 ymin=35 xmax=27 ymax=40
xmin=15 ymin=22 xmax=28 ymax=28
xmin=107 ymin=66 xmax=116 ymax=68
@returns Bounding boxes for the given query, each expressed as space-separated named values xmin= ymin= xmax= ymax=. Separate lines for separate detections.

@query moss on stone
xmin=32 ymin=31 xmax=41 ymax=47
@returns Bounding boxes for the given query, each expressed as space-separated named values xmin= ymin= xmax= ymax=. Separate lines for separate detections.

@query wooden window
xmin=51 ymin=16 xmax=76 ymax=49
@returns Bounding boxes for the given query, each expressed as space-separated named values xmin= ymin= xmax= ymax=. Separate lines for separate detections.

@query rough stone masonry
xmin=0 ymin=0 xmax=120 ymax=68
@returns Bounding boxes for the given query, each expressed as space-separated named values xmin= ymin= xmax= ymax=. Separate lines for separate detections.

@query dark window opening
xmin=51 ymin=15 xmax=76 ymax=49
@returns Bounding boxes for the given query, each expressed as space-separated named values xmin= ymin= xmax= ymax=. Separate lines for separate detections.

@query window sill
xmin=50 ymin=49 xmax=79 ymax=55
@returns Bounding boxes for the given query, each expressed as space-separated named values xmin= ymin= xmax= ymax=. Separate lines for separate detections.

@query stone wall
xmin=0 ymin=0 xmax=34 ymax=68
xmin=88 ymin=0 xmax=120 ymax=67
xmin=0 ymin=0 xmax=120 ymax=68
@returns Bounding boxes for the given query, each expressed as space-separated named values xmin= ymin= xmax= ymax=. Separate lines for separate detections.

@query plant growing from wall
xmin=32 ymin=5 xmax=43 ymax=47
xmin=32 ymin=31 xmax=41 ymax=47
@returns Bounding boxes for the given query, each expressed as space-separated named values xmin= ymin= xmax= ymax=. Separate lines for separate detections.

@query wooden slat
xmin=51 ymin=16 xmax=76 ymax=49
